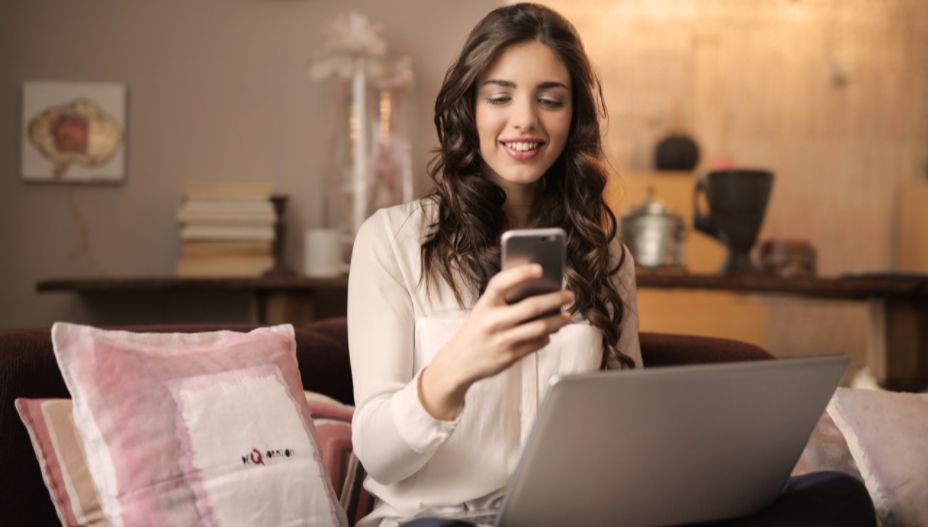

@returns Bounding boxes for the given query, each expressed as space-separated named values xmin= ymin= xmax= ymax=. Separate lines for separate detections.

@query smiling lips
xmin=500 ymin=139 xmax=546 ymax=161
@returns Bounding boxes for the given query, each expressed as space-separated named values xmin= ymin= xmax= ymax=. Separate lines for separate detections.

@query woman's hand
xmin=419 ymin=263 xmax=574 ymax=420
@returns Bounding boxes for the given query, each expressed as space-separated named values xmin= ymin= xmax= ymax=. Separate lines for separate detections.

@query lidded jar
xmin=620 ymin=187 xmax=686 ymax=268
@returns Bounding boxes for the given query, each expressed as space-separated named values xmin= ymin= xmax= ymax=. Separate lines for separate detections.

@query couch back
xmin=0 ymin=319 xmax=355 ymax=526
xmin=0 ymin=317 xmax=771 ymax=524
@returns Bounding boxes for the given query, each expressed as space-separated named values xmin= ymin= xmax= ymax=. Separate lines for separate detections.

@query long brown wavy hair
xmin=421 ymin=3 xmax=634 ymax=369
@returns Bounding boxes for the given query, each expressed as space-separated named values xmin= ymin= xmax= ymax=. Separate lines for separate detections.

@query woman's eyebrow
xmin=537 ymin=81 xmax=569 ymax=91
xmin=480 ymin=79 xmax=516 ymax=88
xmin=479 ymin=79 xmax=569 ymax=91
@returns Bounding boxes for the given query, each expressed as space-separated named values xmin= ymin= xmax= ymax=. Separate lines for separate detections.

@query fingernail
xmin=532 ymin=264 xmax=543 ymax=274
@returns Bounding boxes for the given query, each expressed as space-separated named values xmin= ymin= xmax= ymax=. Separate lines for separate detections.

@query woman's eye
xmin=539 ymin=98 xmax=565 ymax=109
xmin=487 ymin=96 xmax=511 ymax=105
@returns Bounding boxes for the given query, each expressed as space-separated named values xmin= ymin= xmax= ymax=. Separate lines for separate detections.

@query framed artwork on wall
xmin=21 ymin=81 xmax=127 ymax=184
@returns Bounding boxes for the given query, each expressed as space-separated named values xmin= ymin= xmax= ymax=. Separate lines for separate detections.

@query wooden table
xmin=37 ymin=272 xmax=928 ymax=391
xmin=635 ymin=272 xmax=928 ymax=391
xmin=36 ymin=276 xmax=350 ymax=328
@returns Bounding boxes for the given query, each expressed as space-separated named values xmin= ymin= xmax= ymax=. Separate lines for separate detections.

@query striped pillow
xmin=303 ymin=392 xmax=373 ymax=525
xmin=15 ymin=392 xmax=371 ymax=527
xmin=14 ymin=398 xmax=104 ymax=527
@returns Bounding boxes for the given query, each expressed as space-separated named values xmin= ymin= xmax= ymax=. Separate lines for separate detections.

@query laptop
xmin=492 ymin=355 xmax=849 ymax=527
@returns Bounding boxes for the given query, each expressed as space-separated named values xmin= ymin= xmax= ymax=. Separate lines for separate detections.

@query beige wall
xmin=2 ymin=0 xmax=926 ymax=356
xmin=546 ymin=0 xmax=928 ymax=365
xmin=0 ymin=0 xmax=499 ymax=328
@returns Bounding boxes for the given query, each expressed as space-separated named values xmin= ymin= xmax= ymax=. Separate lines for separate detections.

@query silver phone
xmin=501 ymin=228 xmax=566 ymax=308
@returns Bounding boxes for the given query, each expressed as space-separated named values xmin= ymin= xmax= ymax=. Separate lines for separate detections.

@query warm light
xmin=349 ymin=103 xmax=359 ymax=143
xmin=379 ymin=90 xmax=391 ymax=145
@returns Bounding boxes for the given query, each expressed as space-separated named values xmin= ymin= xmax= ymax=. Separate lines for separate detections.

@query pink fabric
xmin=51 ymin=322 xmax=347 ymax=527
xmin=303 ymin=391 xmax=373 ymax=525
xmin=15 ymin=399 xmax=84 ymax=526
xmin=306 ymin=392 xmax=355 ymax=494
xmin=15 ymin=392 xmax=371 ymax=527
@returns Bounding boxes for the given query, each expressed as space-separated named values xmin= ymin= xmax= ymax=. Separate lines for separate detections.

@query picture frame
xmin=21 ymin=81 xmax=127 ymax=184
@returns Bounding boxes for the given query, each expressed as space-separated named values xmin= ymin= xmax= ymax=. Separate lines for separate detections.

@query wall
xmin=544 ymin=0 xmax=928 ymax=365
xmin=2 ymin=0 xmax=926 ymax=358
xmin=0 ymin=0 xmax=499 ymax=328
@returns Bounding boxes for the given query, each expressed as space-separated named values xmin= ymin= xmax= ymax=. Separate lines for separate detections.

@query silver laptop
xmin=494 ymin=355 xmax=849 ymax=527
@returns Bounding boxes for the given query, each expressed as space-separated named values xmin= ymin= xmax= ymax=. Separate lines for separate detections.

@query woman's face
xmin=475 ymin=40 xmax=573 ymax=197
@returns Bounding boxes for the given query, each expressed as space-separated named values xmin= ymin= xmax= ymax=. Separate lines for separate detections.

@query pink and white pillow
xmin=16 ymin=392 xmax=371 ymax=527
xmin=48 ymin=322 xmax=347 ymax=527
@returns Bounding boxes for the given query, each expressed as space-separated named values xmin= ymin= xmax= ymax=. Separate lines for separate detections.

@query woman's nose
xmin=510 ymin=97 xmax=539 ymax=132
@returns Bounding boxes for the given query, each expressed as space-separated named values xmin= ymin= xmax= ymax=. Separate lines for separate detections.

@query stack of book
xmin=175 ymin=182 xmax=278 ymax=277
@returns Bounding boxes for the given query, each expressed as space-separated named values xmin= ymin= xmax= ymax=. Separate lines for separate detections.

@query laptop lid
xmin=496 ymin=355 xmax=849 ymax=527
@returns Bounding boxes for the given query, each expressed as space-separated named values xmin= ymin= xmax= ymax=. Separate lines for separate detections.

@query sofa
xmin=0 ymin=317 xmax=772 ymax=525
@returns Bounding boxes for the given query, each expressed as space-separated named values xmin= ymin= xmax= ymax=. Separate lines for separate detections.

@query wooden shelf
xmin=38 ymin=272 xmax=927 ymax=300
xmin=37 ymin=271 xmax=928 ymax=391
xmin=634 ymin=272 xmax=928 ymax=300
xmin=37 ymin=275 xmax=349 ymax=293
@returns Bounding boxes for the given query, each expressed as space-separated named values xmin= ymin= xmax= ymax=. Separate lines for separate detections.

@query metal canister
xmin=620 ymin=188 xmax=686 ymax=268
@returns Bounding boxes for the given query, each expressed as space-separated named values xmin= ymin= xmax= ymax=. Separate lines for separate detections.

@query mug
xmin=303 ymin=228 xmax=347 ymax=277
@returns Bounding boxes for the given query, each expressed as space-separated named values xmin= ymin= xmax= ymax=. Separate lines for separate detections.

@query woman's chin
xmin=492 ymin=169 xmax=546 ymax=187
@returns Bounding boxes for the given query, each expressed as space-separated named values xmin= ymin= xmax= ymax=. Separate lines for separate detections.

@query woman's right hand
xmin=418 ymin=263 xmax=574 ymax=420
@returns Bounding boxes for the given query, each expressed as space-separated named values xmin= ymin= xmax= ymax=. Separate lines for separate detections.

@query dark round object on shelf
xmin=655 ymin=134 xmax=700 ymax=171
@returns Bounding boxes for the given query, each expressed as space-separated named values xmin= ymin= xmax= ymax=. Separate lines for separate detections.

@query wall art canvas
xmin=21 ymin=81 xmax=127 ymax=183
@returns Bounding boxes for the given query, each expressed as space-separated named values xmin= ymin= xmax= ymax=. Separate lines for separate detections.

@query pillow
xmin=16 ymin=392 xmax=371 ymax=527
xmin=49 ymin=322 xmax=347 ymax=527
xmin=827 ymin=387 xmax=928 ymax=527
xmin=791 ymin=410 xmax=859 ymax=477
xmin=303 ymin=392 xmax=373 ymax=524
xmin=15 ymin=398 xmax=105 ymax=527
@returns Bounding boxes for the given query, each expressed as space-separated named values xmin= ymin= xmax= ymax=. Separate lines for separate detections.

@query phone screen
xmin=501 ymin=228 xmax=566 ymax=306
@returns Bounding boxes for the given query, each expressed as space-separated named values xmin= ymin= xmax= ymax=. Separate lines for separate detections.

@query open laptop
xmin=490 ymin=355 xmax=849 ymax=527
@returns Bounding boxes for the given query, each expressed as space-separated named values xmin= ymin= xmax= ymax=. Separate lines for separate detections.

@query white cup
xmin=303 ymin=228 xmax=347 ymax=277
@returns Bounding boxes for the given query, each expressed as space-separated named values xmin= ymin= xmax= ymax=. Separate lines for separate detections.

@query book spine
xmin=179 ymin=225 xmax=275 ymax=242
xmin=182 ymin=183 xmax=276 ymax=202
xmin=180 ymin=240 xmax=273 ymax=258
xmin=176 ymin=211 xmax=276 ymax=226
xmin=178 ymin=200 xmax=275 ymax=214
xmin=175 ymin=255 xmax=274 ymax=277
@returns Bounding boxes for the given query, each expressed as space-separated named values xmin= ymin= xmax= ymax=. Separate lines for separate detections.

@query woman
xmin=347 ymin=4 xmax=874 ymax=527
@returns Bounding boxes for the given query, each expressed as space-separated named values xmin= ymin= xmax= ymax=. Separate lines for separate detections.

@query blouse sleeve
xmin=347 ymin=210 xmax=461 ymax=485
xmin=609 ymin=243 xmax=643 ymax=368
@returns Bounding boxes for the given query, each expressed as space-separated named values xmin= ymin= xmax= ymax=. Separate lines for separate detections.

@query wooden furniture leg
xmin=868 ymin=298 xmax=928 ymax=391
xmin=249 ymin=291 xmax=318 ymax=326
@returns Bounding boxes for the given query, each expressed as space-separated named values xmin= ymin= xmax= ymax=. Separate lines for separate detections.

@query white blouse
xmin=347 ymin=200 xmax=641 ymax=526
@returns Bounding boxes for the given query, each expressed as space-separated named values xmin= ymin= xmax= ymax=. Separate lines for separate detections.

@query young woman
xmin=347 ymin=4 xmax=874 ymax=527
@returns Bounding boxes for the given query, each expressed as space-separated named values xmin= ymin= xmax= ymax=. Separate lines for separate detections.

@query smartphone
xmin=501 ymin=228 xmax=566 ymax=310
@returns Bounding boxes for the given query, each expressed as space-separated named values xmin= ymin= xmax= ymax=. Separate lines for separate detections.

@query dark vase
xmin=654 ymin=133 xmax=700 ymax=171
xmin=693 ymin=169 xmax=774 ymax=274
xmin=264 ymin=195 xmax=295 ymax=276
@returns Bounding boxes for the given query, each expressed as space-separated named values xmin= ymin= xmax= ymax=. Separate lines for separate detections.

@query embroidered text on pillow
xmin=241 ymin=448 xmax=296 ymax=466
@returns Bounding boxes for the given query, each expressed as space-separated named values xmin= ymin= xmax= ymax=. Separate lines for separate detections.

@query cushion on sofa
xmin=50 ymin=322 xmax=347 ymax=527
xmin=14 ymin=398 xmax=104 ymax=527
xmin=16 ymin=392 xmax=371 ymax=527
xmin=827 ymin=387 xmax=928 ymax=527
xmin=303 ymin=391 xmax=373 ymax=524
